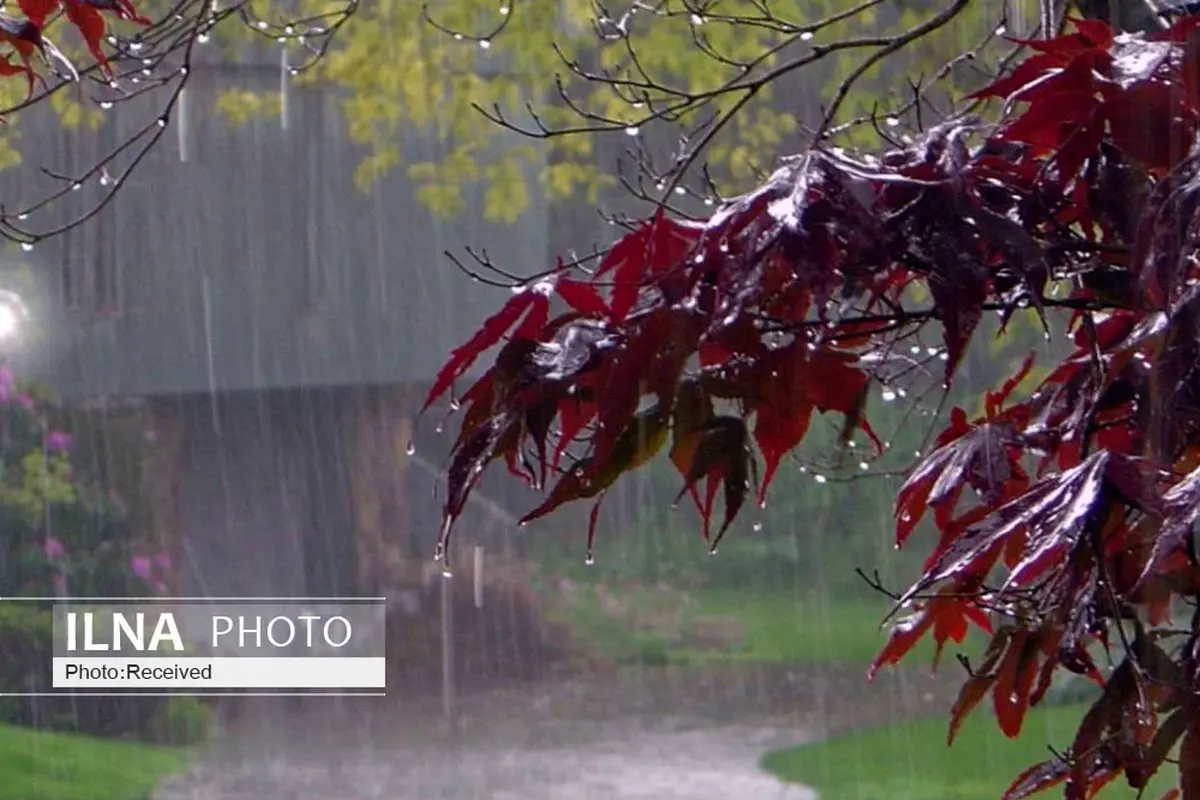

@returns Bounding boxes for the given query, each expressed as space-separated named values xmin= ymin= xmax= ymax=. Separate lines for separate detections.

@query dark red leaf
xmin=81 ymin=0 xmax=152 ymax=24
xmin=64 ymin=2 xmax=111 ymax=76
xmin=421 ymin=287 xmax=548 ymax=414
xmin=556 ymin=276 xmax=609 ymax=317
xmin=1003 ymin=758 xmax=1070 ymax=800
xmin=17 ymin=0 xmax=56 ymax=25
xmin=595 ymin=209 xmax=702 ymax=321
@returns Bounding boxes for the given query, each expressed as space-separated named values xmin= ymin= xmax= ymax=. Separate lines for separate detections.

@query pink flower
xmin=16 ymin=394 xmax=34 ymax=411
xmin=131 ymin=555 xmax=152 ymax=581
xmin=46 ymin=431 xmax=72 ymax=453
xmin=42 ymin=536 xmax=66 ymax=560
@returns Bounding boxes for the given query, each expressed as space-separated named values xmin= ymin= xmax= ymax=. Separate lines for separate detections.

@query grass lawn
xmin=761 ymin=702 xmax=1177 ymax=799
xmin=0 ymin=722 xmax=189 ymax=800
xmin=544 ymin=583 xmax=986 ymax=667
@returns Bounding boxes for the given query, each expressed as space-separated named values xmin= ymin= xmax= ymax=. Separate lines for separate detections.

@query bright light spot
xmin=0 ymin=305 xmax=18 ymax=339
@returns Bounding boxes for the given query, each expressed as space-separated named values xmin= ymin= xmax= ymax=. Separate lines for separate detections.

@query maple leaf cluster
xmin=428 ymin=17 xmax=1200 ymax=799
xmin=0 ymin=0 xmax=151 ymax=101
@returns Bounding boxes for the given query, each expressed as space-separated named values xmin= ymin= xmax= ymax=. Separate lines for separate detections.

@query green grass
xmin=0 ymin=722 xmax=189 ymax=800
xmin=761 ymin=703 xmax=1176 ymax=800
xmin=678 ymin=590 xmax=934 ymax=665
xmin=544 ymin=583 xmax=987 ymax=667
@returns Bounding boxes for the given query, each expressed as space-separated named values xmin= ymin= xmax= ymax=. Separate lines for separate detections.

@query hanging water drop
xmin=20 ymin=242 xmax=33 ymax=252
xmin=449 ymin=398 xmax=461 ymax=411
xmin=405 ymin=441 xmax=415 ymax=456
xmin=624 ymin=126 xmax=639 ymax=136
xmin=881 ymin=388 xmax=897 ymax=402
xmin=584 ymin=553 xmax=595 ymax=566
xmin=708 ymin=545 xmax=719 ymax=556
xmin=479 ymin=39 xmax=491 ymax=49
xmin=859 ymin=461 xmax=869 ymax=470
xmin=689 ymin=13 xmax=704 ymax=24
xmin=800 ymin=31 xmax=813 ymax=41
xmin=256 ymin=19 xmax=269 ymax=29
xmin=198 ymin=32 xmax=210 ymax=43
xmin=752 ymin=521 xmax=763 ymax=532
xmin=885 ymin=116 xmax=900 ymax=127
xmin=813 ymin=474 xmax=827 ymax=484
xmin=100 ymin=101 xmax=113 ymax=110
xmin=499 ymin=5 xmax=510 ymax=15
xmin=441 ymin=567 xmax=453 ymax=579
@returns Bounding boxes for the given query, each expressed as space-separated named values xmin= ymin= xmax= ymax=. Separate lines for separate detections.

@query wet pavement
xmin=154 ymin=665 xmax=956 ymax=800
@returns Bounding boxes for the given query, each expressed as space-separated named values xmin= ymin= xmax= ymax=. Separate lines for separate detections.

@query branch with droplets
xmin=0 ymin=0 xmax=358 ymax=247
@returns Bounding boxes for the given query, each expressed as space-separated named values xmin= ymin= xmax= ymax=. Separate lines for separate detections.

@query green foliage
xmin=305 ymin=0 xmax=1004 ymax=216
xmin=760 ymin=702 xmax=1175 ymax=800
xmin=146 ymin=698 xmax=215 ymax=746
xmin=214 ymin=89 xmax=283 ymax=127
xmin=0 ymin=605 xmax=212 ymax=745
xmin=0 ymin=721 xmax=188 ymax=800
xmin=0 ymin=373 xmax=195 ymax=745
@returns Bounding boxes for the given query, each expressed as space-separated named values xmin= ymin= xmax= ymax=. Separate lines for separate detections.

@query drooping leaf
xmin=1003 ymin=758 xmax=1070 ymax=800
xmin=595 ymin=209 xmax=702 ymax=321
xmin=422 ymin=284 xmax=551 ymax=413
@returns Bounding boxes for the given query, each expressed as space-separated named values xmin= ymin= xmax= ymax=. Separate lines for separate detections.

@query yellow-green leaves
xmin=0 ymin=451 xmax=76 ymax=524
xmin=214 ymin=89 xmax=282 ymax=127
